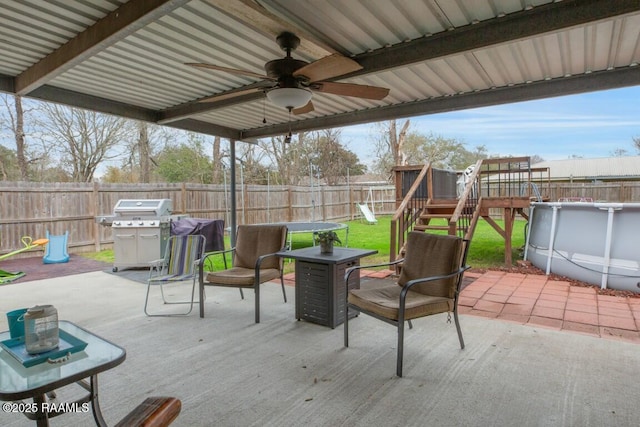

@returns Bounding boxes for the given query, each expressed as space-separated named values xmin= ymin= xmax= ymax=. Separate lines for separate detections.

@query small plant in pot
xmin=314 ymin=231 xmax=341 ymax=254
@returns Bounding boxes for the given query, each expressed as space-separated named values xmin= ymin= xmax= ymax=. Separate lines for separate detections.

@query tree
xmin=390 ymin=119 xmax=411 ymax=166
xmin=212 ymin=135 xmax=223 ymax=183
xmin=122 ymin=122 xmax=166 ymax=183
xmin=259 ymin=132 xmax=318 ymax=185
xmin=0 ymin=145 xmax=19 ymax=180
xmin=373 ymin=125 xmax=475 ymax=175
xmin=310 ymin=129 xmax=365 ymax=185
xmin=258 ymin=134 xmax=294 ymax=185
xmin=372 ymin=120 xmax=410 ymax=176
xmin=137 ymin=122 xmax=152 ymax=183
xmin=100 ymin=165 xmax=137 ymax=183
xmin=0 ymin=94 xmax=47 ymax=181
xmin=450 ymin=144 xmax=490 ymax=169
xmin=235 ymin=140 xmax=270 ymax=184
xmin=403 ymin=132 xmax=468 ymax=168
xmin=155 ymin=136 xmax=213 ymax=183
xmin=37 ymin=104 xmax=133 ymax=182
xmin=11 ymin=96 xmax=28 ymax=180
xmin=529 ymin=154 xmax=545 ymax=165
xmin=633 ymin=136 xmax=640 ymax=154
xmin=610 ymin=148 xmax=628 ymax=157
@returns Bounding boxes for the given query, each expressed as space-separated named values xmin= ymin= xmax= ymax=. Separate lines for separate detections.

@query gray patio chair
xmin=144 ymin=234 xmax=206 ymax=317
xmin=344 ymin=232 xmax=470 ymax=377
xmin=198 ymin=224 xmax=288 ymax=323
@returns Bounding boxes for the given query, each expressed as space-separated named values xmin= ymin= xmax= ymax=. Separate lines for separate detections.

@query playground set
xmin=0 ymin=232 xmax=69 ymax=284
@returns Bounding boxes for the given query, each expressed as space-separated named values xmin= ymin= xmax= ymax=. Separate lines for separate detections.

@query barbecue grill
xmin=96 ymin=199 xmax=187 ymax=271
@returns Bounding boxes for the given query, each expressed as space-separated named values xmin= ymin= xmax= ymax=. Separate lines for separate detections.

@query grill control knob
xmin=149 ymin=221 xmax=156 ymax=226
xmin=114 ymin=221 xmax=120 ymax=226
xmin=139 ymin=221 xmax=144 ymax=226
xmin=127 ymin=221 xmax=133 ymax=226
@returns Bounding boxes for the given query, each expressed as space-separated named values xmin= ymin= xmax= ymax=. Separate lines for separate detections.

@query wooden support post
xmin=503 ymin=207 xmax=513 ymax=266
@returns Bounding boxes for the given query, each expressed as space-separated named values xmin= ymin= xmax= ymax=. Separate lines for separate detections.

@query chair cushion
xmin=234 ymin=225 xmax=287 ymax=269
xmin=348 ymin=286 xmax=453 ymax=321
xmin=398 ymin=232 xmax=463 ymax=298
xmin=205 ymin=267 xmax=280 ymax=287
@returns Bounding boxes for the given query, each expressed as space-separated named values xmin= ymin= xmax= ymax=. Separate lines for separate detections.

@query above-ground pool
xmin=524 ymin=202 xmax=640 ymax=293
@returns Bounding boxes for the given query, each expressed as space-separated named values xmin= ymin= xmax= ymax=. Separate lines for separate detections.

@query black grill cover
xmin=170 ymin=218 xmax=225 ymax=252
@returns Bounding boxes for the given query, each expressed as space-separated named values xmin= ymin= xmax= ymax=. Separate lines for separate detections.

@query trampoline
xmin=269 ymin=222 xmax=349 ymax=249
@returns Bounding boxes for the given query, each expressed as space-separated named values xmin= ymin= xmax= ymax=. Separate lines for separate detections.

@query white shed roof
xmin=532 ymin=156 xmax=640 ymax=180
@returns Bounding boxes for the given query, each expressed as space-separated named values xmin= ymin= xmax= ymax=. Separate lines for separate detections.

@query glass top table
xmin=0 ymin=320 xmax=126 ymax=427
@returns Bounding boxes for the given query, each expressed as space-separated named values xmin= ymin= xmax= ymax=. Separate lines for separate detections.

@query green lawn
xmin=83 ymin=216 xmax=528 ymax=271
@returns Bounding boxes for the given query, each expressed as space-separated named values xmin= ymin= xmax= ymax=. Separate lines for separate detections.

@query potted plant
xmin=314 ymin=231 xmax=341 ymax=254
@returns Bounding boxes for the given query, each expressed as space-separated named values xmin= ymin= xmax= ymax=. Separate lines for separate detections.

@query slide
xmin=357 ymin=203 xmax=378 ymax=224
xmin=43 ymin=230 xmax=70 ymax=264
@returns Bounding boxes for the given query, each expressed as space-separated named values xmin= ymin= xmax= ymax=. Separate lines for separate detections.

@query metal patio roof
xmin=1 ymin=0 xmax=639 ymax=143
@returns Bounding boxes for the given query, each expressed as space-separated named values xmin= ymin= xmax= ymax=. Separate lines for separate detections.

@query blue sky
xmin=340 ymin=85 xmax=640 ymax=167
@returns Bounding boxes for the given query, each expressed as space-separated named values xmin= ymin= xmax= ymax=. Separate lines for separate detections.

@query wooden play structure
xmin=390 ymin=157 xmax=550 ymax=265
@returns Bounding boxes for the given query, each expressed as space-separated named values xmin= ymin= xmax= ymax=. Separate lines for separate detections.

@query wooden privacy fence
xmin=2 ymin=180 xmax=639 ymax=259
xmin=0 ymin=182 xmax=395 ymax=258
xmin=543 ymin=182 xmax=640 ymax=203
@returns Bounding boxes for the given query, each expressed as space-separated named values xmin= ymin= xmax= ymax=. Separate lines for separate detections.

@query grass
xmin=82 ymin=216 xmax=528 ymax=271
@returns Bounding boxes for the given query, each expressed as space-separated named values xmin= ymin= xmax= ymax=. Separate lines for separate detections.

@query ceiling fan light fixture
xmin=266 ymin=87 xmax=312 ymax=109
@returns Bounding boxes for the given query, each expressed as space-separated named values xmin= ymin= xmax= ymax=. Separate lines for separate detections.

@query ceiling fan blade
xmin=312 ymin=81 xmax=390 ymax=100
xmin=198 ymin=87 xmax=263 ymax=103
xmin=186 ymin=63 xmax=271 ymax=80
xmin=293 ymin=54 xmax=362 ymax=82
xmin=292 ymin=101 xmax=314 ymax=115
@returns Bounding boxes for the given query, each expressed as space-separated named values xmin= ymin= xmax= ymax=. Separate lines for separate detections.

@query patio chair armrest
xmin=345 ymin=258 xmax=404 ymax=283
xmin=148 ymin=258 xmax=167 ymax=277
xmin=255 ymin=250 xmax=281 ymax=270
xmin=201 ymin=247 xmax=235 ymax=262
xmin=400 ymin=265 xmax=470 ymax=294
xmin=149 ymin=258 xmax=165 ymax=267
xmin=200 ymin=247 xmax=236 ymax=272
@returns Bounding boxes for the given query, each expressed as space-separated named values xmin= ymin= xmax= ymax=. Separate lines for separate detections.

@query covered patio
xmin=2 ymin=1 xmax=640 ymax=239
xmin=2 ymin=2 xmax=640 ymax=425
xmin=1 ymin=269 xmax=639 ymax=426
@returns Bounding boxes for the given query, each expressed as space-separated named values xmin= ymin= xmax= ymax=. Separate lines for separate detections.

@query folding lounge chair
xmin=145 ymin=234 xmax=206 ymax=317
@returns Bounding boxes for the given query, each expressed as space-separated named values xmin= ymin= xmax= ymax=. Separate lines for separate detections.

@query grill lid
xmin=113 ymin=199 xmax=173 ymax=217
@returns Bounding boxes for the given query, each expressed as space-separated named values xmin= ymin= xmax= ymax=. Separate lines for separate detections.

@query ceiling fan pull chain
xmin=285 ymin=109 xmax=292 ymax=143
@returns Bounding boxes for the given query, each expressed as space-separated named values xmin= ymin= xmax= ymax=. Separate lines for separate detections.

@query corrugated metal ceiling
xmin=0 ymin=0 xmax=639 ymax=141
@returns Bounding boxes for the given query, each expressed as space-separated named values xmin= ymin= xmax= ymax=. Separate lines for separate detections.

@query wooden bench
xmin=115 ymin=396 xmax=181 ymax=427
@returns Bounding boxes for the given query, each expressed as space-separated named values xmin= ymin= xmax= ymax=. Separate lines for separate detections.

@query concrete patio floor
xmin=2 ymin=269 xmax=640 ymax=426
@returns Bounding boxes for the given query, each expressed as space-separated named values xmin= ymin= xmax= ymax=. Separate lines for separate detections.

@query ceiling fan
xmin=186 ymin=32 xmax=390 ymax=114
